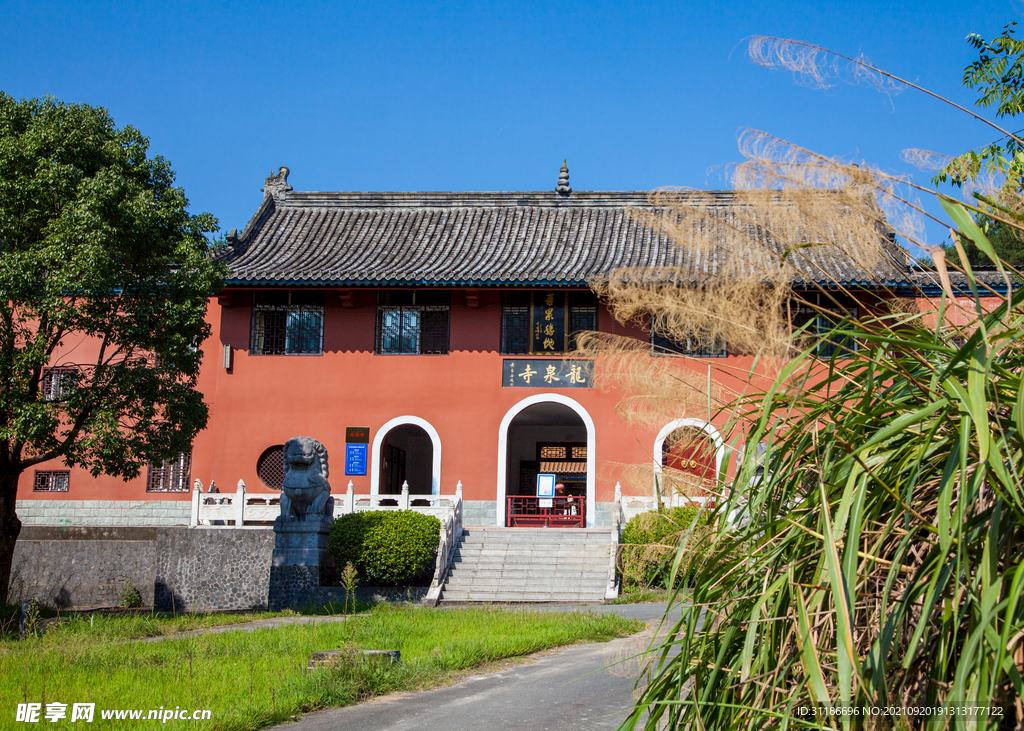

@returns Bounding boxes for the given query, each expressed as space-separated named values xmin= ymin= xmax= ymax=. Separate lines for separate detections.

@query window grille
xmin=375 ymin=291 xmax=450 ymax=354
xmin=33 ymin=470 xmax=70 ymax=492
xmin=147 ymin=453 xmax=191 ymax=493
xmin=251 ymin=291 xmax=325 ymax=355
xmin=651 ymin=331 xmax=727 ymax=357
xmin=501 ymin=291 xmax=531 ymax=354
xmin=568 ymin=291 xmax=598 ymax=351
xmin=257 ymin=445 xmax=285 ymax=489
xmin=792 ymin=305 xmax=859 ymax=358
xmin=41 ymin=367 xmax=78 ymax=401
xmin=568 ymin=306 xmax=597 ymax=350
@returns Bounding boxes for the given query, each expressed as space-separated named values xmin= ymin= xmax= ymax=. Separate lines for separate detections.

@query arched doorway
xmin=371 ymin=416 xmax=441 ymax=496
xmin=653 ymin=419 xmax=724 ymax=507
xmin=497 ymin=394 xmax=596 ymax=527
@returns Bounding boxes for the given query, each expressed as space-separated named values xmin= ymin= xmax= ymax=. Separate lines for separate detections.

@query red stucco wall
xmin=16 ymin=287 xmax=758 ymax=508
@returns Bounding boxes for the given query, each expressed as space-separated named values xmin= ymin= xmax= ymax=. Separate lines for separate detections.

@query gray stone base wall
xmin=11 ymin=526 xmax=274 ymax=612
xmin=593 ymin=501 xmax=615 ymax=528
xmin=16 ymin=500 xmax=192 ymax=527
xmin=10 ymin=527 xmax=158 ymax=609
xmin=462 ymin=500 xmax=496 ymax=526
xmin=153 ymin=528 xmax=275 ymax=613
xmin=10 ymin=526 xmax=426 ymax=612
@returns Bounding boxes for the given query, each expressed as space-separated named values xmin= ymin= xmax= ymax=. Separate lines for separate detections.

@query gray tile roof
xmin=220 ymin=185 xmax=925 ymax=289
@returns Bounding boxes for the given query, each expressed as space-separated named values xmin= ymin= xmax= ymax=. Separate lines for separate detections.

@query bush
xmin=619 ymin=506 xmax=712 ymax=589
xmin=119 ymin=581 xmax=143 ymax=608
xmin=329 ymin=511 xmax=441 ymax=587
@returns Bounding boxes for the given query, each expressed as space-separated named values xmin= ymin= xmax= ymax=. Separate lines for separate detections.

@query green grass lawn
xmin=1 ymin=605 xmax=642 ymax=730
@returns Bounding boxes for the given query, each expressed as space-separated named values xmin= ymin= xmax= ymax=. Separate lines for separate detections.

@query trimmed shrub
xmin=329 ymin=511 xmax=441 ymax=587
xmin=619 ymin=506 xmax=712 ymax=589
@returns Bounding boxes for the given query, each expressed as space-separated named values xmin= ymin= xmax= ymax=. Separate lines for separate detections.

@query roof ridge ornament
xmin=555 ymin=160 xmax=571 ymax=196
xmin=262 ymin=166 xmax=292 ymax=201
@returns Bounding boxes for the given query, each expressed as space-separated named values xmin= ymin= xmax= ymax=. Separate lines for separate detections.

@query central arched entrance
xmin=497 ymin=394 xmax=596 ymax=527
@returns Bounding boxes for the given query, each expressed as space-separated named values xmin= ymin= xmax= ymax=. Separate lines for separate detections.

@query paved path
xmin=271 ymin=603 xmax=682 ymax=731
xmin=137 ymin=615 xmax=358 ymax=643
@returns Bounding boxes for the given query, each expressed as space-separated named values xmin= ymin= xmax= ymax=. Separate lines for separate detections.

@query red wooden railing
xmin=506 ymin=496 xmax=585 ymax=528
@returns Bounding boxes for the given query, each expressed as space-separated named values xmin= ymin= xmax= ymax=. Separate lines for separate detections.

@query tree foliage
xmin=0 ymin=94 xmax=224 ymax=603
xmin=935 ymin=23 xmax=1024 ymax=267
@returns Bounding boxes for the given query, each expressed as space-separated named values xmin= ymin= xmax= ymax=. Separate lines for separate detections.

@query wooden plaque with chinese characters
xmin=502 ymin=359 xmax=593 ymax=388
xmin=530 ymin=292 xmax=566 ymax=354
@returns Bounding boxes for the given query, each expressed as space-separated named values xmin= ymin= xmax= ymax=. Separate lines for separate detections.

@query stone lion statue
xmin=278 ymin=436 xmax=333 ymax=524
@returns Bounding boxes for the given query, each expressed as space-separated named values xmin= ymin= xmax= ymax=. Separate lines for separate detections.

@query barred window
xmin=568 ymin=291 xmax=598 ymax=351
xmin=793 ymin=305 xmax=859 ymax=358
xmin=257 ymin=445 xmax=285 ymax=489
xmin=501 ymin=291 xmax=531 ymax=354
xmin=41 ymin=367 xmax=78 ymax=401
xmin=501 ymin=291 xmax=598 ymax=354
xmin=376 ymin=291 xmax=450 ymax=354
xmin=651 ymin=330 xmax=727 ymax=357
xmin=147 ymin=453 xmax=192 ymax=493
xmin=34 ymin=470 xmax=70 ymax=492
xmin=251 ymin=291 xmax=325 ymax=355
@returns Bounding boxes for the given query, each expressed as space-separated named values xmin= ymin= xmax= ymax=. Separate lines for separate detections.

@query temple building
xmin=14 ymin=165 xmax=972 ymax=529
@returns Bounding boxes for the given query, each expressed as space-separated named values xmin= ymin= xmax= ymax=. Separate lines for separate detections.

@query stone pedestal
xmin=268 ymin=512 xmax=334 ymax=610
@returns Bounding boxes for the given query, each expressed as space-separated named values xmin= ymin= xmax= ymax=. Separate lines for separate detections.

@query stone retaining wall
xmin=10 ymin=526 xmax=430 ymax=612
xmin=10 ymin=527 xmax=158 ymax=609
xmin=153 ymin=528 xmax=275 ymax=612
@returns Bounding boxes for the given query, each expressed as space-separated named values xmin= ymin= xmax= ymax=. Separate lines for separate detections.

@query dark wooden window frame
xmin=792 ymin=302 xmax=860 ymax=359
xmin=650 ymin=329 xmax=728 ymax=358
xmin=250 ymin=291 xmax=325 ymax=355
xmin=33 ymin=470 xmax=70 ymax=492
xmin=40 ymin=367 xmax=79 ymax=401
xmin=375 ymin=291 xmax=450 ymax=355
xmin=146 ymin=452 xmax=192 ymax=493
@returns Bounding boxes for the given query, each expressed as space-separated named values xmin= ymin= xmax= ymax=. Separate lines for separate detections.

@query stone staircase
xmin=439 ymin=527 xmax=615 ymax=603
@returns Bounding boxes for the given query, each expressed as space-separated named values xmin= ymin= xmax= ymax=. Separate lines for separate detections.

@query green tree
xmin=937 ymin=22 xmax=1024 ymax=266
xmin=0 ymin=94 xmax=224 ymax=604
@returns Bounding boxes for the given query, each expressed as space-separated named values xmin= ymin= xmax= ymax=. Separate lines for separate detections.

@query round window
xmin=256 ymin=445 xmax=285 ymax=489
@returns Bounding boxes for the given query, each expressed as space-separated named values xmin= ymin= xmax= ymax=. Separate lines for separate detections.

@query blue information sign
xmin=345 ymin=443 xmax=368 ymax=476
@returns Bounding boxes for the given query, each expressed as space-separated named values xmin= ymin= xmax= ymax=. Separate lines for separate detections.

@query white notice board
xmin=537 ymin=473 xmax=555 ymax=508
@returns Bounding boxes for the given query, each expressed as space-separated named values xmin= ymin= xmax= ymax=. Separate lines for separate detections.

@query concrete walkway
xmin=270 ymin=602 xmax=682 ymax=731
xmin=136 ymin=614 xmax=358 ymax=643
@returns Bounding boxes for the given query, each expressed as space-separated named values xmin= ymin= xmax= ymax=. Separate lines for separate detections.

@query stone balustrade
xmin=190 ymin=479 xmax=464 ymax=527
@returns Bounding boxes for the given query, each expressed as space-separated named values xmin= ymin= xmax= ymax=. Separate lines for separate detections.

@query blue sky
xmin=2 ymin=1 xmax=1022 ymax=251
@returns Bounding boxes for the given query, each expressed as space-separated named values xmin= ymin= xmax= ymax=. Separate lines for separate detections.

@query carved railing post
xmin=607 ymin=481 xmax=622 ymax=600
xmin=344 ymin=481 xmax=355 ymax=515
xmin=235 ymin=479 xmax=246 ymax=527
xmin=190 ymin=479 xmax=203 ymax=527
xmin=614 ymin=482 xmax=622 ymax=531
xmin=400 ymin=481 xmax=410 ymax=510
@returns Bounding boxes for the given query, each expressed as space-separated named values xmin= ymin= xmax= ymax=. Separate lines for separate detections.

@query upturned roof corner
xmin=262 ymin=166 xmax=292 ymax=201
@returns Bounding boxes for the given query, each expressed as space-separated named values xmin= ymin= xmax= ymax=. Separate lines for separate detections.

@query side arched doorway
xmin=653 ymin=419 xmax=724 ymax=507
xmin=497 ymin=394 xmax=596 ymax=528
xmin=371 ymin=416 xmax=442 ymax=496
